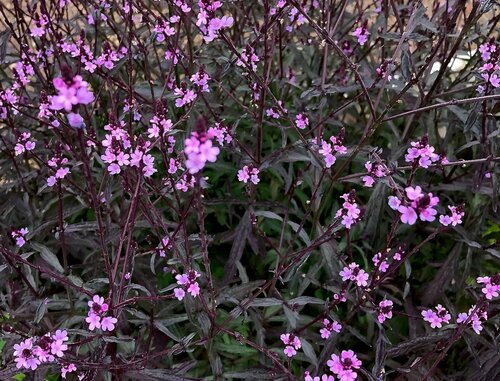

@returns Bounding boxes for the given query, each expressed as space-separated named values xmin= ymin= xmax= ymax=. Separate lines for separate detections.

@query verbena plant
xmin=0 ymin=0 xmax=499 ymax=380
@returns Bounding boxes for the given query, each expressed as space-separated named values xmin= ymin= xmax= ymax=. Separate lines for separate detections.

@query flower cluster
xmin=236 ymin=45 xmax=260 ymax=72
xmin=208 ymin=122 xmax=233 ymax=146
xmin=477 ymin=275 xmax=500 ymax=300
xmin=352 ymin=21 xmax=369 ymax=46
xmin=478 ymin=40 xmax=500 ymax=89
xmin=61 ymin=363 xmax=78 ymax=379
xmin=158 ymin=236 xmax=172 ymax=257
xmin=304 ymin=371 xmax=334 ymax=381
xmin=457 ymin=305 xmax=488 ymax=335
xmin=147 ymin=110 xmax=173 ymax=139
xmin=190 ymin=67 xmax=211 ymax=93
xmin=405 ymin=136 xmax=445 ymax=168
xmin=49 ymin=74 xmax=94 ymax=128
xmin=47 ymin=156 xmax=71 ymax=187
xmin=439 ymin=205 xmax=465 ymax=227
xmin=388 ymin=186 xmax=439 ymax=225
xmin=13 ymin=330 xmax=69 ymax=370
xmin=372 ymin=247 xmax=403 ymax=273
xmin=174 ymin=83 xmax=198 ymax=108
xmin=154 ymin=16 xmax=177 ymax=42
xmin=14 ymin=132 xmax=36 ymax=156
xmin=0 ymin=88 xmax=19 ymax=118
xmin=184 ymin=131 xmax=220 ymax=174
xmin=377 ymin=299 xmax=394 ymax=323
xmin=340 ymin=262 xmax=369 ymax=287
xmin=421 ymin=304 xmax=451 ymax=328
xmin=174 ymin=269 xmax=201 ymax=300
xmin=280 ymin=333 xmax=302 ymax=358
xmin=362 ymin=160 xmax=387 ymax=187
xmin=320 ymin=318 xmax=342 ymax=339
xmin=327 ymin=350 xmax=362 ymax=381
xmin=196 ymin=0 xmax=234 ymax=43
xmin=295 ymin=113 xmax=309 ymax=129
xmin=85 ymin=295 xmax=118 ymax=331
xmin=101 ymin=120 xmax=156 ymax=177
xmin=335 ymin=191 xmax=361 ymax=229
xmin=237 ymin=165 xmax=260 ymax=185
xmin=60 ymin=36 xmax=126 ymax=73
xmin=317 ymin=130 xmax=347 ymax=168
xmin=11 ymin=227 xmax=29 ymax=247
xmin=266 ymin=100 xmax=288 ymax=120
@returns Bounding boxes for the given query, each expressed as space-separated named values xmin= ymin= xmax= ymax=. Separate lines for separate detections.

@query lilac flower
xmin=184 ymin=131 xmax=220 ymax=174
xmin=390 ymin=186 xmax=439 ymax=225
xmin=304 ymin=371 xmax=335 ymax=381
xmin=421 ymin=304 xmax=451 ymax=328
xmin=327 ymin=350 xmax=362 ymax=381
xmin=101 ymin=316 xmax=118 ymax=331
xmin=14 ymin=132 xmax=36 ymax=156
xmin=13 ymin=338 xmax=40 ymax=370
xmin=50 ymin=75 xmax=94 ymax=112
xmin=295 ymin=113 xmax=309 ymax=129
xmin=352 ymin=22 xmax=369 ymax=46
xmin=280 ymin=333 xmax=301 ymax=358
xmin=238 ymin=165 xmax=260 ymax=185
xmin=86 ymin=313 xmax=101 ymax=331
xmin=377 ymin=299 xmax=394 ymax=323
xmin=457 ymin=305 xmax=488 ymax=335
xmin=405 ymin=137 xmax=440 ymax=168
xmin=11 ymin=227 xmax=29 ymax=247
xmin=340 ymin=262 xmax=369 ymax=287
xmin=173 ymin=270 xmax=201 ymax=301
xmin=477 ymin=275 xmax=499 ymax=300
xmin=320 ymin=318 xmax=342 ymax=339
xmin=439 ymin=205 xmax=465 ymax=227
xmin=335 ymin=191 xmax=361 ymax=229
xmin=61 ymin=363 xmax=77 ymax=379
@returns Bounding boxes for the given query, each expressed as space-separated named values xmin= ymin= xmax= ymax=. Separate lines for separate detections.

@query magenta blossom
xmin=327 ymin=350 xmax=362 ymax=381
xmin=280 ymin=333 xmax=302 ymax=358
xmin=50 ymin=75 xmax=94 ymax=112
xmin=421 ymin=304 xmax=451 ymax=328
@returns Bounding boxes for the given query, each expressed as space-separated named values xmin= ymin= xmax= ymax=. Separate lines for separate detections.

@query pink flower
xmin=320 ymin=318 xmax=342 ymax=339
xmin=398 ymin=205 xmax=417 ymax=225
xmin=101 ymin=316 xmax=118 ymax=331
xmin=352 ymin=25 xmax=369 ymax=46
xmin=388 ymin=196 xmax=401 ymax=210
xmin=174 ymin=287 xmax=186 ymax=300
xmin=50 ymin=75 xmax=94 ymax=112
xmin=187 ymin=282 xmax=200 ymax=297
xmin=280 ymin=332 xmax=301 ymax=357
xmin=67 ymin=112 xmax=84 ymax=128
xmin=88 ymin=295 xmax=109 ymax=314
xmin=421 ymin=304 xmax=451 ymax=328
xmin=340 ymin=262 xmax=368 ymax=287
xmin=61 ymin=363 xmax=77 ymax=379
xmin=377 ymin=299 xmax=393 ymax=323
xmin=86 ymin=313 xmax=101 ymax=331
xmin=295 ymin=113 xmax=309 ymax=129
xmin=327 ymin=350 xmax=362 ymax=381
xmin=50 ymin=340 xmax=68 ymax=357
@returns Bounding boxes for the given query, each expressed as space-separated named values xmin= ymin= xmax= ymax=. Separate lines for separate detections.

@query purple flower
xmin=67 ymin=112 xmax=84 ymax=128
xmin=377 ymin=300 xmax=393 ymax=323
xmin=280 ymin=332 xmax=301 ymax=357
xmin=327 ymin=350 xmax=362 ymax=381
xmin=101 ymin=316 xmax=118 ymax=331
xmin=50 ymin=75 xmax=94 ymax=112
xmin=421 ymin=304 xmax=451 ymax=328
xmin=86 ymin=313 xmax=101 ymax=331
